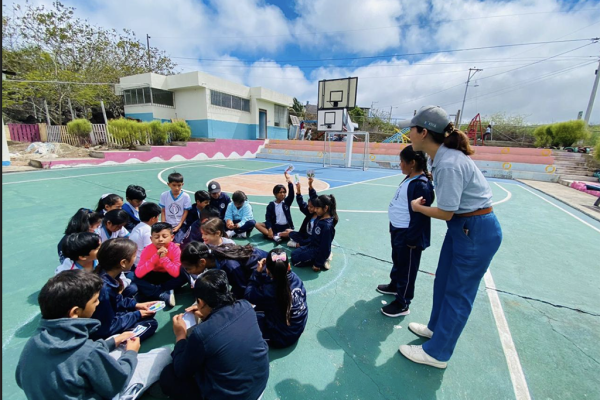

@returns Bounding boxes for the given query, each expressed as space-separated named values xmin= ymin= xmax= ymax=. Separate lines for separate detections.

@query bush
xmin=595 ymin=137 xmax=600 ymax=162
xmin=165 ymin=121 xmax=191 ymax=142
xmin=67 ymin=119 xmax=92 ymax=138
xmin=148 ymin=120 xmax=168 ymax=145
xmin=108 ymin=118 xmax=140 ymax=147
xmin=534 ymin=120 xmax=590 ymax=147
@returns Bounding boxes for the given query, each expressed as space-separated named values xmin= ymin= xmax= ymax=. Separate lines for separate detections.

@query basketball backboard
xmin=318 ymin=77 xmax=358 ymax=109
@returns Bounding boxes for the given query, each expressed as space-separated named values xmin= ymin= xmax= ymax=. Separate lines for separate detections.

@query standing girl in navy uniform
xmin=398 ymin=106 xmax=502 ymax=369
xmin=378 ymin=145 xmax=434 ymax=317
xmin=292 ymin=194 xmax=338 ymax=272
xmin=245 ymin=248 xmax=308 ymax=348
xmin=255 ymin=172 xmax=295 ymax=242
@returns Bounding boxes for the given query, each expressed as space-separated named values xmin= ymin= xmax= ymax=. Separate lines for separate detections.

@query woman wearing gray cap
xmin=398 ymin=105 xmax=502 ymax=368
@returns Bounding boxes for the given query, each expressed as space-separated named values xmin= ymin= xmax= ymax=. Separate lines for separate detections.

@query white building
xmin=116 ymin=72 xmax=294 ymax=140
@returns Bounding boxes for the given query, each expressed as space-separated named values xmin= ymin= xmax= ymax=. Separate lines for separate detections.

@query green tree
xmin=291 ymin=98 xmax=305 ymax=116
xmin=349 ymin=106 xmax=366 ymax=129
xmin=2 ymin=1 xmax=177 ymax=124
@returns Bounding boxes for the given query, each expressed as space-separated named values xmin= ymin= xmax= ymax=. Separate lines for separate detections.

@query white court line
xmin=2 ymin=313 xmax=39 ymax=352
xmin=483 ymin=272 xmax=532 ymax=400
xmin=488 ymin=184 xmax=532 ymax=400
xmin=517 ymin=185 xmax=600 ymax=234
xmin=307 ymin=240 xmax=349 ymax=295
xmin=1 ymin=160 xmax=238 ymax=185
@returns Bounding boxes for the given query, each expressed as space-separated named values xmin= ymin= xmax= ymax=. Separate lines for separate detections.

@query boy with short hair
xmin=129 ymin=202 xmax=162 ymax=264
xmin=224 ymin=190 xmax=256 ymax=239
xmin=208 ymin=180 xmax=231 ymax=220
xmin=55 ymin=232 xmax=101 ymax=275
xmin=184 ymin=190 xmax=211 ymax=230
xmin=134 ymin=222 xmax=188 ymax=307
xmin=123 ymin=185 xmax=147 ymax=231
xmin=160 ymin=172 xmax=192 ymax=242
xmin=16 ymin=270 xmax=171 ymax=400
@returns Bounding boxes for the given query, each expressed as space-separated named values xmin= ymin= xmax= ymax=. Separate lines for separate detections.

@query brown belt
xmin=456 ymin=207 xmax=493 ymax=217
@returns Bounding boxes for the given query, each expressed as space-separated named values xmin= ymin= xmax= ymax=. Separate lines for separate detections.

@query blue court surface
xmin=2 ymin=158 xmax=599 ymax=400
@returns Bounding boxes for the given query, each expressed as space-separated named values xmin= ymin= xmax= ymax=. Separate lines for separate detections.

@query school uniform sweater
xmin=309 ymin=217 xmax=336 ymax=268
xmin=170 ymin=300 xmax=269 ymax=400
xmin=216 ymin=248 xmax=268 ymax=299
xmin=245 ymin=270 xmax=308 ymax=348
xmin=16 ymin=318 xmax=137 ymax=400
xmin=296 ymin=187 xmax=318 ymax=236
xmin=224 ymin=201 xmax=254 ymax=225
xmin=404 ymin=174 xmax=435 ymax=249
xmin=90 ymin=270 xmax=142 ymax=340
xmin=264 ymin=182 xmax=295 ymax=230
xmin=135 ymin=242 xmax=182 ymax=279
xmin=209 ymin=193 xmax=231 ymax=220
xmin=122 ymin=202 xmax=141 ymax=231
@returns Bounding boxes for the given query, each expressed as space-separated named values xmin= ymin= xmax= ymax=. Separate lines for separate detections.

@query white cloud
xmin=5 ymin=0 xmax=600 ymax=123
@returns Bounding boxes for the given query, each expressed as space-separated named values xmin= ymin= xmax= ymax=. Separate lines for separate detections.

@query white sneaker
xmin=327 ymin=252 xmax=333 ymax=261
xmin=273 ymin=235 xmax=282 ymax=243
xmin=399 ymin=345 xmax=447 ymax=369
xmin=408 ymin=322 xmax=433 ymax=339
xmin=225 ymin=230 xmax=235 ymax=238
xmin=168 ymin=290 xmax=176 ymax=308
xmin=287 ymin=240 xmax=299 ymax=248
xmin=237 ymin=232 xmax=247 ymax=239
xmin=323 ymin=260 xmax=331 ymax=270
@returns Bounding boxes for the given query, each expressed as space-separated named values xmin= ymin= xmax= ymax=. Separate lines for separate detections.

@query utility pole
xmin=146 ymin=34 xmax=152 ymax=71
xmin=584 ymin=57 xmax=600 ymax=124
xmin=460 ymin=67 xmax=482 ymax=126
xmin=370 ymin=101 xmax=378 ymax=118
xmin=389 ymin=106 xmax=393 ymax=123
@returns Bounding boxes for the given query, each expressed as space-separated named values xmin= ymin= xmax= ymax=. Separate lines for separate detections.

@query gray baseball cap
xmin=397 ymin=105 xmax=450 ymax=134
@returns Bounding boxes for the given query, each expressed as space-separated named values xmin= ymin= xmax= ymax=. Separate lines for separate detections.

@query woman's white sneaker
xmin=399 ymin=345 xmax=447 ymax=369
xmin=408 ymin=322 xmax=433 ymax=339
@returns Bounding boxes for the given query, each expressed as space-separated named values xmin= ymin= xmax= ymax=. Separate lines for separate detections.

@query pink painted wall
xmin=40 ymin=139 xmax=265 ymax=169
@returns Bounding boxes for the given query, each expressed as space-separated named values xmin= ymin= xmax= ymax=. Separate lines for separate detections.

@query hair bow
xmin=271 ymin=252 xmax=287 ymax=262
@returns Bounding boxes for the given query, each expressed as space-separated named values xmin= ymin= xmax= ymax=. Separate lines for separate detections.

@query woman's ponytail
xmin=442 ymin=123 xmax=474 ymax=156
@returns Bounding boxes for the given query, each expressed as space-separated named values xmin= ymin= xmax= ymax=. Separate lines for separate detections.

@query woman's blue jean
xmin=422 ymin=212 xmax=502 ymax=362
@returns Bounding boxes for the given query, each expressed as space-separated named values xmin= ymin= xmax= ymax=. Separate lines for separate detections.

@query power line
xmin=4 ymin=79 xmax=116 ymax=85
xmin=151 ymin=8 xmax=600 ymax=40
xmin=169 ymin=38 xmax=598 ymax=63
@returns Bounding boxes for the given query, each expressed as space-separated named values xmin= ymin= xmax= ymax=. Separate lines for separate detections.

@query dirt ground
xmin=6 ymin=141 xmax=108 ymax=166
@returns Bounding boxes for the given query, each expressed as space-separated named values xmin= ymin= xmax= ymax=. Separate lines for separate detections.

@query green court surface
xmin=2 ymin=159 xmax=599 ymax=400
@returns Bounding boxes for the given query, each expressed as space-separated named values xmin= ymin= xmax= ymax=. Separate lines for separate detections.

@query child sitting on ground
xmin=160 ymin=172 xmax=192 ymax=243
xmin=95 ymin=193 xmax=123 ymax=215
xmin=292 ymin=194 xmax=338 ymax=272
xmin=245 ymin=248 xmax=308 ymax=348
xmin=200 ymin=218 xmax=235 ymax=246
xmin=208 ymin=180 xmax=231 ymax=220
xmin=58 ymin=208 xmax=102 ymax=263
xmin=280 ymin=178 xmax=318 ymax=248
xmin=255 ymin=172 xmax=295 ymax=242
xmin=180 ymin=241 xmax=212 ymax=288
xmin=55 ymin=232 xmax=101 ymax=275
xmin=183 ymin=190 xmax=211 ymax=234
xmin=134 ymin=222 xmax=188 ymax=307
xmin=129 ymin=202 xmax=162 ymax=265
xmin=181 ymin=207 xmax=222 ymax=246
xmin=91 ymin=238 xmax=158 ymax=342
xmin=122 ymin=185 xmax=147 ymax=231
xmin=224 ymin=190 xmax=256 ymax=238
xmin=16 ymin=270 xmax=172 ymax=400
xmin=95 ymin=209 xmax=130 ymax=242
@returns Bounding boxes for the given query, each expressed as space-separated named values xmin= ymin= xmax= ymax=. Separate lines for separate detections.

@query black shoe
xmin=381 ymin=300 xmax=410 ymax=317
xmin=376 ymin=284 xmax=397 ymax=295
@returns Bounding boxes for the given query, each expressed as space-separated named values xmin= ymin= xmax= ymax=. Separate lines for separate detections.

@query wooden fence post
xmin=44 ymin=100 xmax=51 ymax=126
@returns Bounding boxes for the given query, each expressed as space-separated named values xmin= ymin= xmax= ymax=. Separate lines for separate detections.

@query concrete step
xmin=555 ymin=169 xmax=595 ymax=176
xmin=558 ymin=174 xmax=599 ymax=182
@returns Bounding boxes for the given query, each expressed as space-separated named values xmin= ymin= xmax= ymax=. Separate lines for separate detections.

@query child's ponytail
xmin=209 ymin=243 xmax=256 ymax=261
xmin=400 ymin=145 xmax=432 ymax=181
xmin=266 ymin=248 xmax=292 ymax=326
xmin=314 ymin=194 xmax=339 ymax=226
xmin=181 ymin=241 xmax=213 ymax=265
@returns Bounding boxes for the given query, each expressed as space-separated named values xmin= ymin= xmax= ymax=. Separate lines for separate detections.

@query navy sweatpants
xmin=134 ymin=268 xmax=189 ymax=301
xmin=233 ymin=219 xmax=256 ymax=234
xmin=389 ymin=225 xmax=423 ymax=308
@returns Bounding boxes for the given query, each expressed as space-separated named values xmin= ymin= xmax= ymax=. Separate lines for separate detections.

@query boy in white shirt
xmin=159 ymin=172 xmax=192 ymax=243
xmin=129 ymin=202 xmax=162 ymax=264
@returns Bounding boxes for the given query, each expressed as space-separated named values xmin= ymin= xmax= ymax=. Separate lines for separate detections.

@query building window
xmin=210 ymin=90 xmax=250 ymax=113
xmin=274 ymin=104 xmax=288 ymax=128
xmin=123 ymin=87 xmax=173 ymax=107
